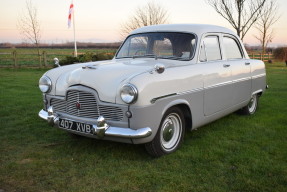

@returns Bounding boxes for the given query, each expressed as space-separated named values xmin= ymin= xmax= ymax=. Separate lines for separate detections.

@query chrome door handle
xmin=223 ymin=64 xmax=230 ymax=68
xmin=245 ymin=62 xmax=250 ymax=65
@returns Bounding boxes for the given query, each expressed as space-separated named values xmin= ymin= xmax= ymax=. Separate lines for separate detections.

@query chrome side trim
xmin=252 ymin=73 xmax=266 ymax=79
xmin=233 ymin=77 xmax=251 ymax=83
xmin=150 ymin=74 xmax=263 ymax=104
xmin=205 ymin=80 xmax=233 ymax=90
xmin=39 ymin=109 xmax=152 ymax=139
xmin=150 ymin=93 xmax=177 ymax=104
xmin=177 ymin=87 xmax=204 ymax=95
xmin=150 ymin=87 xmax=205 ymax=103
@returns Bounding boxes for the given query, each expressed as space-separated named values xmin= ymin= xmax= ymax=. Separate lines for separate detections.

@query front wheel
xmin=238 ymin=94 xmax=259 ymax=115
xmin=145 ymin=107 xmax=185 ymax=157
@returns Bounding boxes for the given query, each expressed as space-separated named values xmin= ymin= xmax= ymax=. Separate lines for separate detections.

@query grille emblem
xmin=76 ymin=101 xmax=81 ymax=109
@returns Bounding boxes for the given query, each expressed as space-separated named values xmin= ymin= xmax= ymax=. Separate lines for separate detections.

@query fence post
xmin=13 ymin=50 xmax=17 ymax=68
xmin=260 ymin=53 xmax=263 ymax=61
xmin=268 ymin=53 xmax=271 ymax=61
xmin=39 ymin=54 xmax=42 ymax=67
xmin=43 ymin=51 xmax=47 ymax=67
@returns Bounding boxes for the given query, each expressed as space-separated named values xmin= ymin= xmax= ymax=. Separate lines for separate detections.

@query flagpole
xmin=72 ymin=0 xmax=77 ymax=57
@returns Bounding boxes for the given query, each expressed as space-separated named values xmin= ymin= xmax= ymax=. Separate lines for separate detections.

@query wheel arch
xmin=162 ymin=99 xmax=192 ymax=131
xmin=252 ymin=89 xmax=263 ymax=97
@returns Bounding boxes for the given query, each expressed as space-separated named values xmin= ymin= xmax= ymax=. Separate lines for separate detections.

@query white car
xmin=39 ymin=24 xmax=267 ymax=157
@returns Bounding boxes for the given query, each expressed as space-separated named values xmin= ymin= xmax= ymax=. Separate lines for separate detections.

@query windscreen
xmin=116 ymin=32 xmax=196 ymax=61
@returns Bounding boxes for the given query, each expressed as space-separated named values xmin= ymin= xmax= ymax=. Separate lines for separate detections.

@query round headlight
xmin=120 ymin=84 xmax=138 ymax=104
xmin=39 ymin=76 xmax=52 ymax=93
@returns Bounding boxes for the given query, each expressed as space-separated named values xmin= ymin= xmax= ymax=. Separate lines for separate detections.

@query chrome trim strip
xmin=205 ymin=80 xmax=233 ymax=90
xmin=150 ymin=74 xmax=264 ymax=103
xmin=39 ymin=109 xmax=152 ymax=139
xmin=233 ymin=77 xmax=251 ymax=83
xmin=252 ymin=73 xmax=266 ymax=79
xmin=150 ymin=93 xmax=177 ymax=104
xmin=177 ymin=87 xmax=204 ymax=95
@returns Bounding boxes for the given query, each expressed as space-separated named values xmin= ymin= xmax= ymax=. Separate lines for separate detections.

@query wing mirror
xmin=154 ymin=64 xmax=165 ymax=74
xmin=54 ymin=58 xmax=61 ymax=67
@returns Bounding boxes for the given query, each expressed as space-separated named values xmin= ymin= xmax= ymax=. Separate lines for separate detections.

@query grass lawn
xmin=0 ymin=62 xmax=286 ymax=192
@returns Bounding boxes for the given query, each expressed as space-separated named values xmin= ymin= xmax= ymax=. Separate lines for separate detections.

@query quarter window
xmin=223 ymin=37 xmax=243 ymax=59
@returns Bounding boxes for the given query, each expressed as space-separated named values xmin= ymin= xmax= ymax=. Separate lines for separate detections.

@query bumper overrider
xmin=39 ymin=106 xmax=152 ymax=139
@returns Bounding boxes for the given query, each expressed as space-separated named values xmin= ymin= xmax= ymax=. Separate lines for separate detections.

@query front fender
xmin=129 ymin=95 xmax=192 ymax=144
xmin=129 ymin=64 xmax=204 ymax=106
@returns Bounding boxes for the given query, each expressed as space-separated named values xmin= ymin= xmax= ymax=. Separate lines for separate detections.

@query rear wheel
xmin=145 ymin=107 xmax=185 ymax=157
xmin=238 ymin=94 xmax=259 ymax=115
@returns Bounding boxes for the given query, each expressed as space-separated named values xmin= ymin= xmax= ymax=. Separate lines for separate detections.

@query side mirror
xmin=154 ymin=64 xmax=165 ymax=74
xmin=54 ymin=58 xmax=60 ymax=67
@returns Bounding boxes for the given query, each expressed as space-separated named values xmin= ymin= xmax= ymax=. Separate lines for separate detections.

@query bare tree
xmin=206 ymin=0 xmax=267 ymax=40
xmin=121 ymin=1 xmax=169 ymax=38
xmin=17 ymin=0 xmax=41 ymax=55
xmin=254 ymin=0 xmax=280 ymax=54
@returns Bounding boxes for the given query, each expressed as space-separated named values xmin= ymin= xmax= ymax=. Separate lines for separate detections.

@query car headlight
xmin=39 ymin=76 xmax=52 ymax=93
xmin=120 ymin=84 xmax=138 ymax=104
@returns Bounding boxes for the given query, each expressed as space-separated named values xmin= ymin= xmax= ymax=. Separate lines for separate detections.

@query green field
xmin=0 ymin=62 xmax=286 ymax=192
xmin=0 ymin=48 xmax=116 ymax=67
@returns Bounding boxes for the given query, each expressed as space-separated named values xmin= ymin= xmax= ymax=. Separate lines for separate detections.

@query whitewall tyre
xmin=145 ymin=107 xmax=185 ymax=157
xmin=239 ymin=94 xmax=259 ymax=115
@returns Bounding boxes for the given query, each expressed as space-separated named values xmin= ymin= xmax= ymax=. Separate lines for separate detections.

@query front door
xmin=199 ymin=35 xmax=234 ymax=116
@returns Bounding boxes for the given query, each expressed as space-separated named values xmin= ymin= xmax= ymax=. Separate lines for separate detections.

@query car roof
xmin=130 ymin=24 xmax=236 ymax=37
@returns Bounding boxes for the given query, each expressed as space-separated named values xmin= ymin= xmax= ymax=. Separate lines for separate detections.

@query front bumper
xmin=39 ymin=107 xmax=152 ymax=139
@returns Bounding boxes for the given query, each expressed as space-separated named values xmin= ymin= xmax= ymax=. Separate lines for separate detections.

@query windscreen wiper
xmin=133 ymin=54 xmax=158 ymax=60
xmin=157 ymin=56 xmax=190 ymax=61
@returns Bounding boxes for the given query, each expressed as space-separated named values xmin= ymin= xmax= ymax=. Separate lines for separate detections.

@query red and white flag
xmin=68 ymin=2 xmax=74 ymax=28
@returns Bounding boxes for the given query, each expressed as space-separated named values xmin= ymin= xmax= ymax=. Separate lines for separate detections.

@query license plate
xmin=59 ymin=118 xmax=93 ymax=134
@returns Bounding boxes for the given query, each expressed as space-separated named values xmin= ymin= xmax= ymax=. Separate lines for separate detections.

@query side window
xmin=223 ymin=36 xmax=243 ymax=59
xmin=200 ymin=36 xmax=221 ymax=61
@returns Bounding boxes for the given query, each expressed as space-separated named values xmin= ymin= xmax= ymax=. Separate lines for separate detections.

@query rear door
xmin=222 ymin=35 xmax=251 ymax=105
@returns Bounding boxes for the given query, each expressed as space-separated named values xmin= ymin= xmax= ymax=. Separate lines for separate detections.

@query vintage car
xmin=39 ymin=24 xmax=267 ymax=157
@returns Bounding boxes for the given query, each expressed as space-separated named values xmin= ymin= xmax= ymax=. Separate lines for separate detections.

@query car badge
xmin=76 ymin=101 xmax=81 ymax=109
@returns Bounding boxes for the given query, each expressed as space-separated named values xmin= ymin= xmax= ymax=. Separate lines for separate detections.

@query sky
xmin=0 ymin=0 xmax=286 ymax=46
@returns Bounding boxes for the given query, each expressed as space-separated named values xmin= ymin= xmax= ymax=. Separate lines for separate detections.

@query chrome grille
xmin=66 ymin=90 xmax=99 ymax=119
xmin=51 ymin=98 xmax=66 ymax=114
xmin=99 ymin=106 xmax=124 ymax=121
xmin=50 ymin=90 xmax=123 ymax=121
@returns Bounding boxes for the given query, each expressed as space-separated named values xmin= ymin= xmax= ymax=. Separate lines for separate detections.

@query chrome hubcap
xmin=248 ymin=95 xmax=257 ymax=113
xmin=162 ymin=119 xmax=174 ymax=142
xmin=161 ymin=113 xmax=182 ymax=150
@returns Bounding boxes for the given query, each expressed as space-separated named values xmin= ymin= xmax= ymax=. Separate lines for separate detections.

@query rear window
xmin=223 ymin=37 xmax=243 ymax=59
